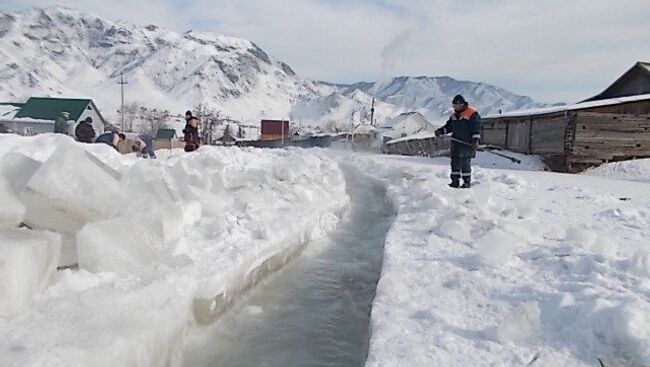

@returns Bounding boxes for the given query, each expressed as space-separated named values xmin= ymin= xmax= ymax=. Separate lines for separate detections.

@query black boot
xmin=460 ymin=180 xmax=471 ymax=189
xmin=448 ymin=179 xmax=460 ymax=188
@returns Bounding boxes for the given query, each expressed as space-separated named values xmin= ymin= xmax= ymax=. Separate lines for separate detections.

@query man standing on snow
xmin=435 ymin=95 xmax=482 ymax=188
xmin=75 ymin=117 xmax=96 ymax=143
xmin=183 ymin=110 xmax=201 ymax=152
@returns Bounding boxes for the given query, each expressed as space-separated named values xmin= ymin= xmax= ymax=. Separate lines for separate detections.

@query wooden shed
xmin=481 ymin=94 xmax=650 ymax=172
xmin=154 ymin=128 xmax=182 ymax=150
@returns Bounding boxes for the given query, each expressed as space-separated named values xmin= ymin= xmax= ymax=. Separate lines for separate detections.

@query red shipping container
xmin=260 ymin=120 xmax=289 ymax=140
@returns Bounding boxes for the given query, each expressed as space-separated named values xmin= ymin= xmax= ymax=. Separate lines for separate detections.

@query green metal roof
xmin=15 ymin=97 xmax=91 ymax=121
xmin=155 ymin=128 xmax=177 ymax=139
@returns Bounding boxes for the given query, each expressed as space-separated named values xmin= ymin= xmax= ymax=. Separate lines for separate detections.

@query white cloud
xmin=3 ymin=0 xmax=650 ymax=103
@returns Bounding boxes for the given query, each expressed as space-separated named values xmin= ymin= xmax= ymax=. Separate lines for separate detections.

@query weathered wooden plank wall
xmin=567 ymin=112 xmax=650 ymax=172
xmin=482 ymin=113 xmax=567 ymax=156
xmin=531 ymin=116 xmax=566 ymax=154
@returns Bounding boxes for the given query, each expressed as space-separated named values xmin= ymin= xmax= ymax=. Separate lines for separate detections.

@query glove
xmin=472 ymin=139 xmax=480 ymax=150
xmin=434 ymin=129 xmax=443 ymax=137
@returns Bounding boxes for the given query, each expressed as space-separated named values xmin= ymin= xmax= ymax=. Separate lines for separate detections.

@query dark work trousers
xmin=450 ymin=156 xmax=472 ymax=183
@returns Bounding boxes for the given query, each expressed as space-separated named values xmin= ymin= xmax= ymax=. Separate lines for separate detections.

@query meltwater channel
xmin=182 ymin=166 xmax=395 ymax=367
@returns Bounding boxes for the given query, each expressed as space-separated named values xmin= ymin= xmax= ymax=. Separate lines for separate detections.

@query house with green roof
xmin=0 ymin=97 xmax=106 ymax=137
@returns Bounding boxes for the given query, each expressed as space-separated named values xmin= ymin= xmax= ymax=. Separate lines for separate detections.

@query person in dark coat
xmin=183 ymin=110 xmax=201 ymax=152
xmin=75 ymin=117 xmax=96 ymax=143
xmin=435 ymin=95 xmax=482 ymax=188
xmin=132 ymin=133 xmax=156 ymax=159
xmin=95 ymin=131 xmax=126 ymax=151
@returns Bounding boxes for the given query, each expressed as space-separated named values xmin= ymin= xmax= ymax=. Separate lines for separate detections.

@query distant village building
xmin=154 ymin=128 xmax=181 ymax=150
xmin=481 ymin=61 xmax=650 ymax=172
xmin=381 ymin=112 xmax=437 ymax=140
xmin=0 ymin=97 xmax=106 ymax=136
xmin=260 ymin=119 xmax=290 ymax=141
xmin=349 ymin=123 xmax=381 ymax=151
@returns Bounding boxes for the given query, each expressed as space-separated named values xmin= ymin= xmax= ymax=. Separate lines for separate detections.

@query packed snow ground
xmin=347 ymin=152 xmax=650 ymax=366
xmin=0 ymin=134 xmax=348 ymax=366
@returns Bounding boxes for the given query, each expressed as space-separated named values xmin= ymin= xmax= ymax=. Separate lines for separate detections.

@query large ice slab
xmin=0 ymin=229 xmax=61 ymax=315
xmin=19 ymin=141 xmax=124 ymax=233
xmin=0 ymin=152 xmax=42 ymax=193
xmin=77 ymin=214 xmax=171 ymax=274
xmin=0 ymin=177 xmax=25 ymax=229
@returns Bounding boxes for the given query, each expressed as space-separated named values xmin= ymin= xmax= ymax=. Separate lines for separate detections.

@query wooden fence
xmin=383 ymin=136 xmax=450 ymax=157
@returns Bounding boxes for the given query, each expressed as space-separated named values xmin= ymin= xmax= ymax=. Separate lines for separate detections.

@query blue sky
xmin=3 ymin=0 xmax=650 ymax=103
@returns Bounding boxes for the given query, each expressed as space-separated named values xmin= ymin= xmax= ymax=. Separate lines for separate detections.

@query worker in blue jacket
xmin=132 ymin=133 xmax=156 ymax=159
xmin=95 ymin=130 xmax=126 ymax=151
xmin=435 ymin=95 xmax=482 ymax=188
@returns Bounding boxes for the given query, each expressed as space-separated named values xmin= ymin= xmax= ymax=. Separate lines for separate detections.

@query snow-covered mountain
xmin=330 ymin=76 xmax=545 ymax=122
xmin=0 ymin=7 xmax=318 ymax=123
xmin=0 ymin=6 xmax=545 ymax=130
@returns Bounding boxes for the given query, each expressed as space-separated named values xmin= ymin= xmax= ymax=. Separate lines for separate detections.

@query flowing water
xmin=182 ymin=167 xmax=394 ymax=367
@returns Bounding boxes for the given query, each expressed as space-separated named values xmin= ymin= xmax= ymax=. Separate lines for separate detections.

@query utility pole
xmin=118 ymin=72 xmax=128 ymax=131
xmin=370 ymin=97 xmax=375 ymax=126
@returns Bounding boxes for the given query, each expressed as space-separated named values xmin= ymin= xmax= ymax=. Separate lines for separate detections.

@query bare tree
xmin=122 ymin=102 xmax=141 ymax=132
xmin=193 ymin=103 xmax=222 ymax=145
xmin=138 ymin=108 xmax=170 ymax=137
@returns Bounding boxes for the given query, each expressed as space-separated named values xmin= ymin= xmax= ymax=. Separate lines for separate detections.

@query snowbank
xmin=582 ymin=158 xmax=650 ymax=182
xmin=0 ymin=134 xmax=348 ymax=367
xmin=346 ymin=153 xmax=650 ymax=366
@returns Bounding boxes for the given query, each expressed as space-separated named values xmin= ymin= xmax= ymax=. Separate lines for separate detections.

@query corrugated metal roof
xmin=15 ymin=97 xmax=91 ymax=121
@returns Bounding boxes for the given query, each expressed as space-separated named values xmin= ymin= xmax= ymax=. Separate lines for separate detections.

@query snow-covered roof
xmin=353 ymin=123 xmax=378 ymax=134
xmin=381 ymin=112 xmax=420 ymax=128
xmin=0 ymin=104 xmax=22 ymax=120
xmin=485 ymin=93 xmax=650 ymax=119
xmin=11 ymin=117 xmax=60 ymax=124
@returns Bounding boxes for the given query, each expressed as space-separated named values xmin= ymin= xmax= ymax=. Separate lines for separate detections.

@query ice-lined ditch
xmin=0 ymin=134 xmax=348 ymax=367
xmin=182 ymin=166 xmax=394 ymax=367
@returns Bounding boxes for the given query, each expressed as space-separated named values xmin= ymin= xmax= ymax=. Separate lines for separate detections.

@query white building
xmin=380 ymin=112 xmax=438 ymax=140
xmin=0 ymin=97 xmax=106 ymax=137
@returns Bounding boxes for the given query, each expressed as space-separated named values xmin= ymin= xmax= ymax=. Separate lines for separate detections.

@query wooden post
xmin=528 ymin=118 xmax=533 ymax=154
xmin=505 ymin=119 xmax=510 ymax=150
